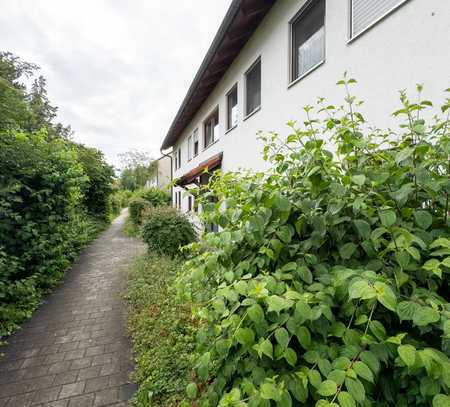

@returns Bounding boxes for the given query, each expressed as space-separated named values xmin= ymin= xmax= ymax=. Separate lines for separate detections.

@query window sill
xmin=288 ymin=60 xmax=324 ymax=89
xmin=202 ymin=139 xmax=219 ymax=152
xmin=243 ymin=106 xmax=261 ymax=121
xmin=225 ymin=125 xmax=237 ymax=134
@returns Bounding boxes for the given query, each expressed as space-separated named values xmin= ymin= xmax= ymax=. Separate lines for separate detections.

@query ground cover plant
xmin=125 ymin=253 xmax=196 ymax=407
xmin=178 ymin=79 xmax=450 ymax=406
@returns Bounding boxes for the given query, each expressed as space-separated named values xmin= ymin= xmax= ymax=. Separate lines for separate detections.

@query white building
xmin=161 ymin=0 xmax=449 ymax=214
xmin=145 ymin=155 xmax=172 ymax=190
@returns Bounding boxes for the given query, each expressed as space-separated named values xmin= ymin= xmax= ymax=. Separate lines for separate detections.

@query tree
xmin=0 ymin=51 xmax=72 ymax=138
xmin=118 ymin=150 xmax=156 ymax=191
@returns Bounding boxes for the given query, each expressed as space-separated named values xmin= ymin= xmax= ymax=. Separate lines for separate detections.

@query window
xmin=188 ymin=196 xmax=193 ymax=212
xmin=350 ymin=0 xmax=408 ymax=39
xmin=193 ymin=128 xmax=199 ymax=157
xmin=174 ymin=149 xmax=178 ymax=171
xmin=245 ymin=58 xmax=261 ymax=117
xmin=226 ymin=84 xmax=238 ymax=130
xmin=290 ymin=0 xmax=325 ymax=83
xmin=204 ymin=109 xmax=219 ymax=148
xmin=188 ymin=135 xmax=192 ymax=161
xmin=176 ymin=191 xmax=181 ymax=210
xmin=174 ymin=148 xmax=182 ymax=170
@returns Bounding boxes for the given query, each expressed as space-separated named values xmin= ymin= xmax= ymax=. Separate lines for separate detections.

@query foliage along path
xmin=0 ymin=210 xmax=145 ymax=407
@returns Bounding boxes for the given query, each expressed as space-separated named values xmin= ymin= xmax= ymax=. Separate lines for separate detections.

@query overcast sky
xmin=0 ymin=0 xmax=231 ymax=167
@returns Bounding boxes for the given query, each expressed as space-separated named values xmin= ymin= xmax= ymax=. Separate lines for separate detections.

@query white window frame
xmin=187 ymin=135 xmax=192 ymax=161
xmin=203 ymin=107 xmax=219 ymax=150
xmin=193 ymin=128 xmax=199 ymax=157
xmin=348 ymin=0 xmax=410 ymax=42
xmin=244 ymin=57 xmax=261 ymax=120
xmin=226 ymin=83 xmax=238 ymax=132
xmin=288 ymin=0 xmax=326 ymax=88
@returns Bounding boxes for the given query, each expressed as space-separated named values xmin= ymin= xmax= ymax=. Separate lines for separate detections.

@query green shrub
xmin=109 ymin=189 xmax=132 ymax=218
xmin=136 ymin=187 xmax=171 ymax=207
xmin=0 ymin=130 xmax=108 ymax=337
xmin=75 ymin=144 xmax=114 ymax=220
xmin=125 ymin=254 xmax=195 ymax=406
xmin=178 ymin=80 xmax=450 ymax=406
xmin=141 ymin=206 xmax=196 ymax=257
xmin=129 ymin=197 xmax=151 ymax=226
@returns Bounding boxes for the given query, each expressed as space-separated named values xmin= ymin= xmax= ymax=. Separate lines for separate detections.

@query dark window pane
xmin=204 ymin=110 xmax=218 ymax=147
xmin=227 ymin=86 xmax=238 ymax=129
xmin=245 ymin=60 xmax=261 ymax=116
xmin=292 ymin=0 xmax=325 ymax=81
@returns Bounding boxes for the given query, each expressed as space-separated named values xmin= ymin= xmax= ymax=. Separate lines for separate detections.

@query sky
xmin=0 ymin=0 xmax=231 ymax=168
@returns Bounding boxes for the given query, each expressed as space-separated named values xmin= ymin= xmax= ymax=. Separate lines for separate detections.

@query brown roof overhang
xmin=161 ymin=0 xmax=277 ymax=150
xmin=175 ymin=152 xmax=223 ymax=187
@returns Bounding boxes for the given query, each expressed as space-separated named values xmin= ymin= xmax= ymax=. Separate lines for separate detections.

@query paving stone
xmin=59 ymin=382 xmax=85 ymax=399
xmin=84 ymin=346 xmax=104 ymax=357
xmin=32 ymin=386 xmax=61 ymax=404
xmin=84 ymin=376 xmax=110 ymax=393
xmin=70 ymin=357 xmax=92 ymax=370
xmin=77 ymin=366 xmax=101 ymax=381
xmin=67 ymin=394 xmax=94 ymax=407
xmin=4 ymin=392 xmax=35 ymax=407
xmin=53 ymin=371 xmax=78 ymax=386
xmin=46 ymin=400 xmax=69 ymax=407
xmin=93 ymin=388 xmax=120 ymax=406
xmin=0 ymin=211 xmax=143 ymax=407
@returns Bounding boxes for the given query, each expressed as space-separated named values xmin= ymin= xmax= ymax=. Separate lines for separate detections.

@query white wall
xmin=173 ymin=0 xmax=450 ymax=212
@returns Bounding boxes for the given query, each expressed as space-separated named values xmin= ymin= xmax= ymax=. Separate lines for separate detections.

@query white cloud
xmin=0 ymin=0 xmax=231 ymax=167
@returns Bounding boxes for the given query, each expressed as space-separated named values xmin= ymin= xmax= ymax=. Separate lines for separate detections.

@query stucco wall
xmin=172 ymin=0 xmax=450 ymax=212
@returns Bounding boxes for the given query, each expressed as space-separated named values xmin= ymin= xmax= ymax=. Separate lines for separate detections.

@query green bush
xmin=136 ymin=187 xmax=171 ymax=207
xmin=0 ymin=130 xmax=108 ymax=337
xmin=109 ymin=189 xmax=132 ymax=218
xmin=178 ymin=81 xmax=450 ymax=406
xmin=125 ymin=254 xmax=195 ymax=406
xmin=75 ymin=144 xmax=114 ymax=220
xmin=129 ymin=197 xmax=151 ymax=226
xmin=141 ymin=206 xmax=196 ymax=257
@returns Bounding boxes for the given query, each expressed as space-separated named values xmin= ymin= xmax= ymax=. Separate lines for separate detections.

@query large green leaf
xmin=345 ymin=378 xmax=365 ymax=403
xmin=414 ymin=210 xmax=433 ymax=229
xmin=338 ymin=391 xmax=356 ymax=407
xmin=235 ymin=327 xmax=255 ymax=347
xmin=353 ymin=361 xmax=374 ymax=383
xmin=379 ymin=210 xmax=396 ymax=227
xmin=274 ymin=327 xmax=290 ymax=349
xmin=398 ymin=344 xmax=416 ymax=367
xmin=317 ymin=380 xmax=337 ymax=397
xmin=339 ymin=243 xmax=357 ymax=260
xmin=354 ymin=219 xmax=371 ymax=240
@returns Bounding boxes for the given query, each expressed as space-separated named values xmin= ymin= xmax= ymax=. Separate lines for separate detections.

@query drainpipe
xmin=160 ymin=147 xmax=173 ymax=206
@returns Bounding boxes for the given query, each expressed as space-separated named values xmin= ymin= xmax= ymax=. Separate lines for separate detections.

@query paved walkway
xmin=0 ymin=210 xmax=145 ymax=407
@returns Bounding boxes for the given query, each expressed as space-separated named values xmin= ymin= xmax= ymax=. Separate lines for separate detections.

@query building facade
xmin=161 ymin=0 xmax=449 ymax=214
xmin=145 ymin=155 xmax=172 ymax=190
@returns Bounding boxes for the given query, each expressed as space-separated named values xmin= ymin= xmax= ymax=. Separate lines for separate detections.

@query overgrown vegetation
xmin=177 ymin=79 xmax=450 ymax=406
xmin=0 ymin=52 xmax=115 ymax=337
xmin=142 ymin=206 xmax=196 ymax=258
xmin=125 ymin=254 xmax=195 ymax=407
xmin=128 ymin=187 xmax=171 ymax=228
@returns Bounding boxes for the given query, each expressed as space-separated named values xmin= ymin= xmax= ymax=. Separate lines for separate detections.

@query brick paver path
xmin=0 ymin=210 xmax=145 ymax=407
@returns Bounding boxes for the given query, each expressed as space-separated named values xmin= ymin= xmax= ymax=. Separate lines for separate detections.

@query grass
xmin=122 ymin=215 xmax=141 ymax=238
xmin=125 ymin=253 xmax=195 ymax=406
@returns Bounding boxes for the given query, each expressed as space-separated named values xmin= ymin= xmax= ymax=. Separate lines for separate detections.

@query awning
xmin=175 ymin=152 xmax=223 ymax=187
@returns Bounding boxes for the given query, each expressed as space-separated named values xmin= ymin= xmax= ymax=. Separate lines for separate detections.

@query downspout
xmin=160 ymin=147 xmax=173 ymax=206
